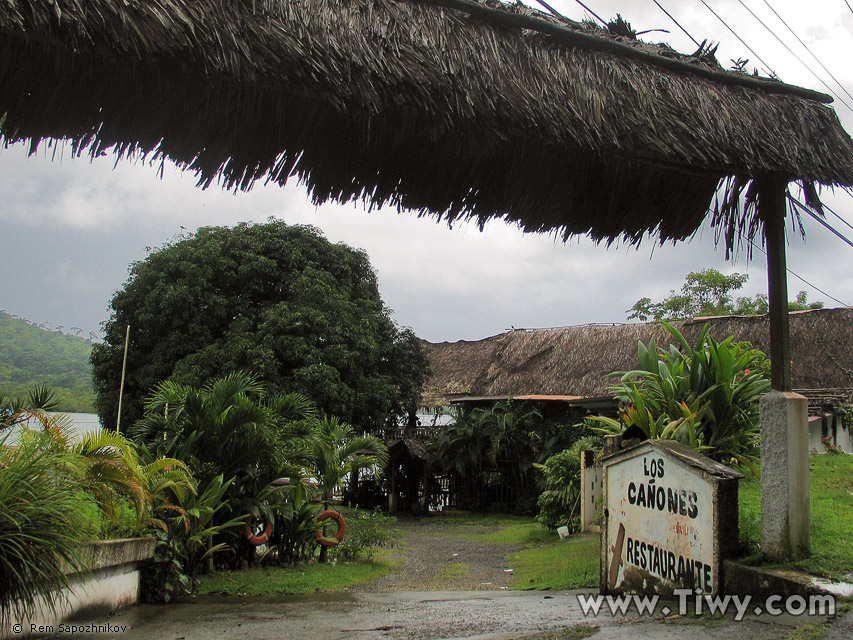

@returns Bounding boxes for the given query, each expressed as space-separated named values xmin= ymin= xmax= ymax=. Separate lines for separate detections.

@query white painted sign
xmin=602 ymin=440 xmax=741 ymax=596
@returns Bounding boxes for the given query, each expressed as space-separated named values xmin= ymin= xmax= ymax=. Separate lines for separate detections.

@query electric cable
xmin=823 ymin=201 xmax=853 ymax=234
xmin=533 ymin=0 xmax=570 ymax=22
xmin=747 ymin=241 xmax=851 ymax=307
xmin=651 ymin=0 xmax=702 ymax=48
xmin=760 ymin=0 xmax=853 ymax=106
xmin=788 ymin=196 xmax=853 ymax=249
xmin=737 ymin=0 xmax=853 ymax=112
xmin=571 ymin=0 xmax=608 ymax=26
xmin=698 ymin=0 xmax=778 ymax=77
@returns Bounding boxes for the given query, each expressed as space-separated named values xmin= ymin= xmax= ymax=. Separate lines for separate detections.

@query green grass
xmin=424 ymin=512 xmax=600 ymax=590
xmin=509 ymin=534 xmax=600 ymax=590
xmin=434 ymin=513 xmax=555 ymax=545
xmin=434 ymin=562 xmax=470 ymax=579
xmin=196 ymin=556 xmax=396 ymax=596
xmin=739 ymin=455 xmax=853 ymax=580
xmin=555 ymin=624 xmax=600 ymax=640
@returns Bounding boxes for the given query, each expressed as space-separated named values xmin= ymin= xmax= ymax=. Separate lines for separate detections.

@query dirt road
xmin=350 ymin=516 xmax=524 ymax=592
xmin=36 ymin=517 xmax=839 ymax=640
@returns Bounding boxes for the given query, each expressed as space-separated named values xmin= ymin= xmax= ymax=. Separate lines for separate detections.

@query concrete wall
xmin=580 ymin=450 xmax=602 ymax=532
xmin=3 ymin=538 xmax=154 ymax=639
xmin=808 ymin=415 xmax=852 ymax=454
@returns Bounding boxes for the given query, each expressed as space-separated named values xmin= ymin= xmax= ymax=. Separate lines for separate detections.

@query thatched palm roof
xmin=2 ymin=0 xmax=853 ymax=245
xmin=422 ymin=307 xmax=853 ymax=407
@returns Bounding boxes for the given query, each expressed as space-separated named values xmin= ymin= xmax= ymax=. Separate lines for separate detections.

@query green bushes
xmin=130 ymin=372 xmax=389 ymax=573
xmin=141 ymin=475 xmax=245 ymax=603
xmin=534 ymin=438 xmax=600 ymax=532
xmin=1 ymin=393 xmax=199 ymax=614
xmin=433 ymin=400 xmax=590 ymax=513
xmin=593 ymin=322 xmax=769 ymax=473
xmin=331 ymin=508 xmax=397 ymax=562
xmin=0 ymin=431 xmax=91 ymax=627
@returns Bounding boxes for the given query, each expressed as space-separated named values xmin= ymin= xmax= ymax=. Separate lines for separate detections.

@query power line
xmin=532 ymin=0 xmax=569 ymax=22
xmin=747 ymin=241 xmax=852 ymax=307
xmin=760 ymin=0 xmax=853 ymax=107
xmin=736 ymin=0 xmax=853 ymax=113
xmin=789 ymin=183 xmax=853 ymax=234
xmin=571 ymin=0 xmax=608 ymax=26
xmin=824 ymin=201 xmax=853 ymax=234
xmin=788 ymin=195 xmax=853 ymax=249
xmin=847 ymin=0 xmax=853 ymax=17
xmin=698 ymin=0 xmax=778 ymax=77
xmin=651 ymin=0 xmax=701 ymax=48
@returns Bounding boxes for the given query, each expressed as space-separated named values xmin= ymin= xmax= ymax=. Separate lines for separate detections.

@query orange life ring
xmin=315 ymin=510 xmax=346 ymax=547
xmin=244 ymin=514 xmax=273 ymax=546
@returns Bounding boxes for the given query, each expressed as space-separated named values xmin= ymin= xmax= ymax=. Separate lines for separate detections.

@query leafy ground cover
xmin=738 ymin=454 xmax=853 ymax=581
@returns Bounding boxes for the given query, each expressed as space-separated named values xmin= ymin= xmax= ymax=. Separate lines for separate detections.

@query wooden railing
xmin=382 ymin=425 xmax=447 ymax=442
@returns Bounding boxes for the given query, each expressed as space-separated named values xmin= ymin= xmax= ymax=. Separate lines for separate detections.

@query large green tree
xmin=91 ymin=221 xmax=430 ymax=433
xmin=627 ymin=268 xmax=824 ymax=321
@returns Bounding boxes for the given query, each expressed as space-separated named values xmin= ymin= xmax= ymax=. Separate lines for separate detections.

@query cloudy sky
xmin=1 ymin=0 xmax=852 ymax=343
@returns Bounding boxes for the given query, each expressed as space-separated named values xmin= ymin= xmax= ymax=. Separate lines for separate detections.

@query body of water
xmin=3 ymin=412 xmax=102 ymax=445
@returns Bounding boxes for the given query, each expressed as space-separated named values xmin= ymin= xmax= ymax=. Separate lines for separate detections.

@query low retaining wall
xmin=3 ymin=538 xmax=154 ymax=639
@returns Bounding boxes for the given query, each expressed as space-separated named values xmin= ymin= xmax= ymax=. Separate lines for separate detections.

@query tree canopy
xmin=91 ymin=221 xmax=430 ymax=433
xmin=627 ymin=269 xmax=824 ymax=321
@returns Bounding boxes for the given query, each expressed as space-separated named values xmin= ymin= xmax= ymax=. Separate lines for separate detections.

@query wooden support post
xmin=758 ymin=177 xmax=792 ymax=391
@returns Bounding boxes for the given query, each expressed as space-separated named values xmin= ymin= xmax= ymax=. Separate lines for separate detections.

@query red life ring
xmin=244 ymin=515 xmax=273 ymax=546
xmin=315 ymin=510 xmax=346 ymax=547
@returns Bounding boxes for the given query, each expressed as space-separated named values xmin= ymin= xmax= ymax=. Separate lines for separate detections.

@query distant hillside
xmin=0 ymin=312 xmax=96 ymax=412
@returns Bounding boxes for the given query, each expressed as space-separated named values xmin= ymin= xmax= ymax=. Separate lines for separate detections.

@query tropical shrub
xmin=433 ymin=400 xmax=589 ymax=513
xmin=0 ymin=384 xmax=60 ymax=430
xmin=534 ymin=438 xmax=600 ymax=532
xmin=593 ymin=321 xmax=769 ymax=474
xmin=1 ymin=403 xmax=204 ymax=610
xmin=166 ymin=474 xmax=246 ymax=578
xmin=253 ymin=478 xmax=323 ymax=566
xmin=130 ymin=372 xmax=317 ymax=512
xmin=140 ymin=474 xmax=245 ymax=602
xmin=331 ymin=508 xmax=397 ymax=562
xmin=0 ymin=428 xmax=93 ymax=626
xmin=305 ymin=416 xmax=388 ymax=562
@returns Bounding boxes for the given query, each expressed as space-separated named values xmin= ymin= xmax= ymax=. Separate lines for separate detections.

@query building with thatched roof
xmin=422 ymin=308 xmax=853 ymax=420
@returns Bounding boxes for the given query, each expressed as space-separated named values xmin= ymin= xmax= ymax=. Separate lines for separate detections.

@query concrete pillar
xmin=580 ymin=450 xmax=602 ymax=532
xmin=761 ymin=391 xmax=810 ymax=560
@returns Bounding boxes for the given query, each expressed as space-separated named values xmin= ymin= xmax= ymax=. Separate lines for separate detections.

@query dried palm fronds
xmin=2 ymin=0 xmax=852 ymax=246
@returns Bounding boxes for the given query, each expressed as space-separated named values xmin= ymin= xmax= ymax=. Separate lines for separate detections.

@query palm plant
xmin=163 ymin=474 xmax=247 ymax=578
xmin=28 ymin=419 xmax=196 ymax=534
xmin=130 ymin=371 xmax=317 ymax=503
xmin=305 ymin=416 xmax=387 ymax=561
xmin=0 ymin=385 xmax=60 ymax=431
xmin=130 ymin=372 xmax=321 ymax=569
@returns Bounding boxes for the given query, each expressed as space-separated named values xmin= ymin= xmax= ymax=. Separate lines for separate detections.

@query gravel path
xmin=350 ymin=516 xmax=527 ymax=592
